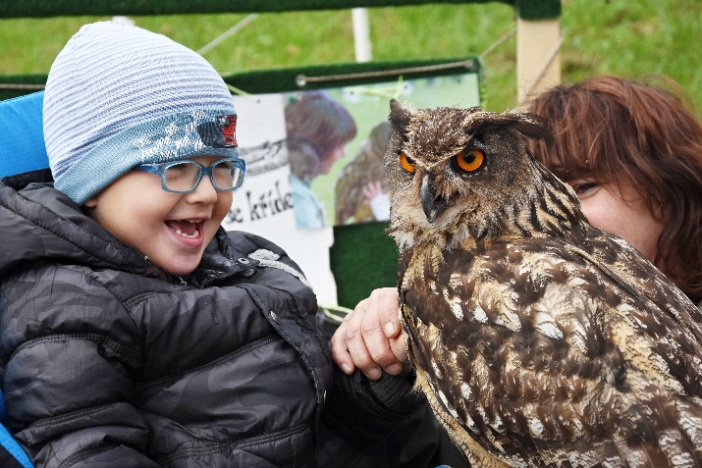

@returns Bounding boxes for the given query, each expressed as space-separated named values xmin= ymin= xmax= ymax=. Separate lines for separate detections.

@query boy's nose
xmin=185 ymin=175 xmax=218 ymax=204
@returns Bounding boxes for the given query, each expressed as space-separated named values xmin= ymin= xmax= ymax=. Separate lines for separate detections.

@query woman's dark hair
xmin=528 ymin=75 xmax=702 ymax=302
xmin=285 ymin=91 xmax=357 ymax=181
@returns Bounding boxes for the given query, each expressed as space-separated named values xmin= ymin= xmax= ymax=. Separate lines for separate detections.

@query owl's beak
xmin=420 ymin=173 xmax=447 ymax=223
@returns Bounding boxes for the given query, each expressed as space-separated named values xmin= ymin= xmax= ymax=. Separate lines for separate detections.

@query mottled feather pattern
xmin=385 ymin=100 xmax=702 ymax=467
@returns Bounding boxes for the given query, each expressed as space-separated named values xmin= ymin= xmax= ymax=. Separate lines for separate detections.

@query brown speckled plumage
xmin=385 ymin=100 xmax=702 ymax=467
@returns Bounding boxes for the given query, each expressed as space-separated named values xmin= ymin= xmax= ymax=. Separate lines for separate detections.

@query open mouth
xmin=165 ymin=219 xmax=204 ymax=239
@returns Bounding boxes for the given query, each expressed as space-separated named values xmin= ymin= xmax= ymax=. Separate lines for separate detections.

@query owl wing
xmin=400 ymin=236 xmax=702 ymax=467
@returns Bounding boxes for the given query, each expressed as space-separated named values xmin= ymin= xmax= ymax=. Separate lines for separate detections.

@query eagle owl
xmin=385 ymin=100 xmax=702 ymax=467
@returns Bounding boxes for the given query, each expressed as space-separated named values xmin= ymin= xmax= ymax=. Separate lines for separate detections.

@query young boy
xmin=0 ymin=22 xmax=466 ymax=467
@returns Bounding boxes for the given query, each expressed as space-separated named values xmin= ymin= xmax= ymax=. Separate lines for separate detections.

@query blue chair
xmin=0 ymin=91 xmax=43 ymax=468
xmin=0 ymin=391 xmax=33 ymax=468
xmin=0 ymin=91 xmax=50 ymax=178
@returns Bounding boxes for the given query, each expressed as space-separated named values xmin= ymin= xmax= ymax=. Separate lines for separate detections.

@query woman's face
xmin=565 ymin=177 xmax=665 ymax=263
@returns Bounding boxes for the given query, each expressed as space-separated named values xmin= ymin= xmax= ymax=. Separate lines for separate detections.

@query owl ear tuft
xmin=472 ymin=111 xmax=553 ymax=142
xmin=389 ymin=99 xmax=412 ymax=130
xmin=510 ymin=113 xmax=553 ymax=142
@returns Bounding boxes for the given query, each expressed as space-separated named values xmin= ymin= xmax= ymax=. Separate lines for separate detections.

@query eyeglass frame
xmin=134 ymin=157 xmax=246 ymax=194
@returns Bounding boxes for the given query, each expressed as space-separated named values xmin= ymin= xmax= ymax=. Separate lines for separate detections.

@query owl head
xmin=384 ymin=100 xmax=571 ymax=250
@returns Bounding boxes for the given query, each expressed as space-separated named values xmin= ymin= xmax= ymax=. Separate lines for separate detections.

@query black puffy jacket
xmin=0 ymin=171 xmax=469 ymax=468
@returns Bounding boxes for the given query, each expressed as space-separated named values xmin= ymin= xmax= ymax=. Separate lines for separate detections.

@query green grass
xmin=1 ymin=0 xmax=700 ymax=117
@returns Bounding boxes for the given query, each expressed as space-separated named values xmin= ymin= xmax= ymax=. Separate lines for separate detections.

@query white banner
xmin=222 ymin=93 xmax=338 ymax=305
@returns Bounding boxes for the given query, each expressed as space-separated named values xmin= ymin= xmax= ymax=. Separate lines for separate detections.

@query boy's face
xmin=85 ymin=155 xmax=234 ymax=276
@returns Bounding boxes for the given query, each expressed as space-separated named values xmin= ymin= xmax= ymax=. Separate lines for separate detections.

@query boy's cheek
xmin=215 ymin=193 xmax=234 ymax=221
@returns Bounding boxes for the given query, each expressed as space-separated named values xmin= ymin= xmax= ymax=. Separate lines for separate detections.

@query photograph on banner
xmin=221 ymin=93 xmax=338 ymax=305
xmin=286 ymin=72 xmax=481 ymax=228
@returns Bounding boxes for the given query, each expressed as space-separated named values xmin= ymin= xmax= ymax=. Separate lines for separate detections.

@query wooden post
xmin=516 ymin=17 xmax=561 ymax=106
xmin=352 ymin=8 xmax=372 ymax=63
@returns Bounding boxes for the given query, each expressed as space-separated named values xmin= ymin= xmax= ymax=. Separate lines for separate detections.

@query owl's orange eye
xmin=399 ymin=152 xmax=416 ymax=173
xmin=453 ymin=148 xmax=485 ymax=173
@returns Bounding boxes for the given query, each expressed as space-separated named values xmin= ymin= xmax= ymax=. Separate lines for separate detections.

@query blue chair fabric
xmin=0 ymin=93 xmax=40 ymax=467
xmin=0 ymin=390 xmax=32 ymax=468
xmin=0 ymin=91 xmax=50 ymax=178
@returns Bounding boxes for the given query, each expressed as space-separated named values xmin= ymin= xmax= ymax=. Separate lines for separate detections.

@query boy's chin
xmin=151 ymin=255 xmax=202 ymax=278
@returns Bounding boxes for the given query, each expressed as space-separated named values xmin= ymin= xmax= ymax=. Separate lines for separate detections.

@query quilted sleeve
xmin=1 ymin=264 xmax=159 ymax=468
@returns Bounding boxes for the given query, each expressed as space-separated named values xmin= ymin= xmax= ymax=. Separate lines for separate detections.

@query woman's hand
xmin=331 ymin=287 xmax=409 ymax=380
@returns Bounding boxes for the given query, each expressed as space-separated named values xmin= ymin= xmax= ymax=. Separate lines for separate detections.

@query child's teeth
xmin=174 ymin=226 xmax=199 ymax=238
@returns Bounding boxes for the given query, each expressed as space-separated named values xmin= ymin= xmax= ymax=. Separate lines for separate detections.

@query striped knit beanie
xmin=43 ymin=21 xmax=238 ymax=205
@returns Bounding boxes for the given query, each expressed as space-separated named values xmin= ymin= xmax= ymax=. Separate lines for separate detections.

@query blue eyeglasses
xmin=134 ymin=157 xmax=246 ymax=194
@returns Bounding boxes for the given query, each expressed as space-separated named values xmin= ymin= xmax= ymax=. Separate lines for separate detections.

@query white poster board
xmin=222 ymin=94 xmax=338 ymax=305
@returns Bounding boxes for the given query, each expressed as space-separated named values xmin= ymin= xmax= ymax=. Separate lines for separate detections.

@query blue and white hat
xmin=43 ymin=21 xmax=239 ymax=205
